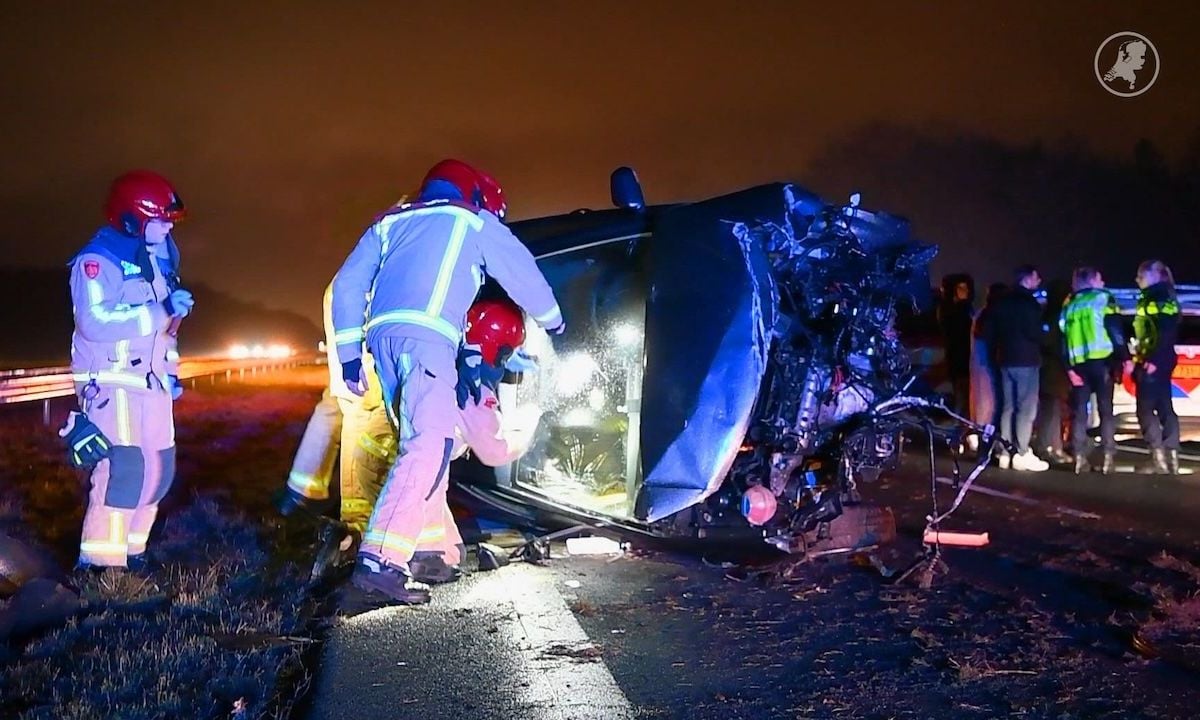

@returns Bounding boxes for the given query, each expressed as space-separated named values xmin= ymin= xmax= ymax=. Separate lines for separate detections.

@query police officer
xmin=69 ymin=171 xmax=194 ymax=569
xmin=1126 ymin=260 xmax=1182 ymax=475
xmin=1060 ymin=267 xmax=1127 ymax=475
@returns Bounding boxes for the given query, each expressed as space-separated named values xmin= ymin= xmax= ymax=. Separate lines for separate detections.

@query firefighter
xmin=311 ymin=298 xmax=543 ymax=586
xmin=1126 ymin=260 xmax=1182 ymax=475
xmin=1059 ymin=267 xmax=1127 ymax=475
xmin=332 ymin=160 xmax=563 ymax=604
xmin=276 ymin=282 xmax=381 ymax=521
xmin=68 ymin=170 xmax=193 ymax=569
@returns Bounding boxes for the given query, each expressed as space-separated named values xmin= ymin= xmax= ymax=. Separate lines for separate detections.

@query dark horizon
xmin=2 ymin=2 xmax=1198 ymax=324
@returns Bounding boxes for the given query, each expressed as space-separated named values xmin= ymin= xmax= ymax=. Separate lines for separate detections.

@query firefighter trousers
xmin=285 ymin=389 xmax=382 ymax=524
xmin=78 ymin=382 xmax=175 ymax=567
xmin=358 ymin=336 xmax=459 ymax=569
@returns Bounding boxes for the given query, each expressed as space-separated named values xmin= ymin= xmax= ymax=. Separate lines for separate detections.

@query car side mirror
xmin=610 ymin=166 xmax=645 ymax=211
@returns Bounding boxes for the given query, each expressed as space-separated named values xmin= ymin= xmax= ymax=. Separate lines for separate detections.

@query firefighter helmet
xmin=420 ymin=159 xmax=508 ymax=219
xmin=465 ymin=298 xmax=525 ymax=366
xmin=106 ymin=170 xmax=186 ymax=237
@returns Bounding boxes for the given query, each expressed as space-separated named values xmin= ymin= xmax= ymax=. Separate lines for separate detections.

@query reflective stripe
xmin=362 ymin=530 xmax=417 ymax=555
xmin=79 ymin=541 xmax=127 ymax=557
xmin=81 ymin=512 xmax=127 ymax=559
xmin=380 ymin=203 xmax=485 ymax=228
xmin=1137 ymin=300 xmax=1180 ymax=316
xmin=72 ymin=371 xmax=150 ymax=389
xmin=357 ymin=432 xmax=394 ymax=461
xmin=426 ymin=215 xmax=468 ymax=317
xmin=115 ymin=389 xmax=132 ymax=445
xmin=376 ymin=213 xmax=402 ymax=256
xmin=287 ymin=471 xmax=329 ymax=499
xmin=166 ymin=349 xmax=180 ymax=362
xmin=397 ymin=354 xmax=413 ymax=443
xmin=113 ymin=340 xmax=130 ymax=372
xmin=418 ymin=525 xmax=446 ymax=542
xmin=334 ymin=328 xmax=365 ymax=345
xmin=534 ymin=304 xmax=563 ymax=326
xmin=364 ymin=310 xmax=460 ymax=344
xmin=86 ymin=279 xmax=154 ymax=335
xmin=127 ymin=532 xmax=149 ymax=548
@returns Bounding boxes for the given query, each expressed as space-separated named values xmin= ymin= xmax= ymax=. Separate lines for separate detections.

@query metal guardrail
xmin=0 ymin=355 xmax=323 ymax=424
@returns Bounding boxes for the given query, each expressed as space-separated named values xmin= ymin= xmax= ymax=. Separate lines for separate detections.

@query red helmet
xmin=420 ymin=159 xmax=508 ymax=219
xmin=106 ymin=170 xmax=186 ymax=237
xmin=465 ymin=298 xmax=525 ymax=366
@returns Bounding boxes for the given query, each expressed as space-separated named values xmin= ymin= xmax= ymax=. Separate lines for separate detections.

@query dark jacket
xmin=939 ymin=300 xmax=974 ymax=376
xmin=1134 ymin=281 xmax=1180 ymax=372
xmin=985 ymin=287 xmax=1044 ymax=368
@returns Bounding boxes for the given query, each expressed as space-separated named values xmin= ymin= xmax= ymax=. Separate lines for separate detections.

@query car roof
xmin=510 ymin=206 xmax=671 ymax=256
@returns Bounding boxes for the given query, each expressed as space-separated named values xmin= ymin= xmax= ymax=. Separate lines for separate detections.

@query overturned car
xmin=452 ymin=172 xmax=996 ymax=555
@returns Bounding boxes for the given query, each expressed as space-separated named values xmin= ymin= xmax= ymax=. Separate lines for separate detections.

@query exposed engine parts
xmin=706 ymin=189 xmax=997 ymax=553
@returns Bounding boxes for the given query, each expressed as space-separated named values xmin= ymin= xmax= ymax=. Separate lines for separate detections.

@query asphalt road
xmin=302 ymin=449 xmax=1200 ymax=720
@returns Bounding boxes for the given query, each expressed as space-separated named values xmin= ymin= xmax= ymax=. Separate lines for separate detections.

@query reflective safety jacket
xmin=1133 ymin=281 xmax=1180 ymax=370
xmin=331 ymin=200 xmax=562 ymax=365
xmin=69 ymin=227 xmax=172 ymax=392
xmin=1059 ymin=287 xmax=1127 ymax=368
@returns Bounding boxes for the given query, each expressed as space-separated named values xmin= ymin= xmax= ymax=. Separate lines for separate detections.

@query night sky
xmin=2 ymin=1 xmax=1198 ymax=323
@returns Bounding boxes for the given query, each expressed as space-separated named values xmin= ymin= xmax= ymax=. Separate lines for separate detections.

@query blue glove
xmin=342 ymin=358 xmax=365 ymax=396
xmin=504 ymin=349 xmax=539 ymax=374
xmin=59 ymin=411 xmax=112 ymax=469
xmin=168 ymin=374 xmax=183 ymax=400
xmin=164 ymin=288 xmax=195 ymax=318
xmin=456 ymin=346 xmax=506 ymax=409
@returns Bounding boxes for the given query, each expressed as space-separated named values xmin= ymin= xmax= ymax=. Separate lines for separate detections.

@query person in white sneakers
xmin=983 ymin=265 xmax=1049 ymax=471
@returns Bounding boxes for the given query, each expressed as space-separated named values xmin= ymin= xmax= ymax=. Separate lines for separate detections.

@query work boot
xmin=410 ymin=552 xmax=461 ymax=584
xmin=310 ymin=521 xmax=360 ymax=585
xmin=1168 ymin=449 xmax=1182 ymax=475
xmin=351 ymin=556 xmax=431 ymax=605
xmin=273 ymin=488 xmax=331 ymax=519
xmin=1100 ymin=451 xmax=1116 ymax=476
xmin=1074 ymin=453 xmax=1092 ymax=475
xmin=1138 ymin=449 xmax=1170 ymax=475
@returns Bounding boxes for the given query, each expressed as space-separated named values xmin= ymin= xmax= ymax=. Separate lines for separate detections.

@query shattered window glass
xmin=510 ymin=237 xmax=647 ymax=518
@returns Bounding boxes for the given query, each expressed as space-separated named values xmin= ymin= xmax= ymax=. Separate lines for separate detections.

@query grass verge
xmin=0 ymin=367 xmax=326 ymax=720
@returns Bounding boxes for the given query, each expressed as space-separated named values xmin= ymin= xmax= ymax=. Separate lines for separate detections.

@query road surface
xmin=303 ymin=452 xmax=1200 ymax=720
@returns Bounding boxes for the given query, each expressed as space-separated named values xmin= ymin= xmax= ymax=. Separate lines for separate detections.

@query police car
xmin=1109 ymin=286 xmax=1200 ymax=438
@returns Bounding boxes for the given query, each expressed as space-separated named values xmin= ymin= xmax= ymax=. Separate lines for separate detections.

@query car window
xmin=508 ymin=237 xmax=647 ymax=518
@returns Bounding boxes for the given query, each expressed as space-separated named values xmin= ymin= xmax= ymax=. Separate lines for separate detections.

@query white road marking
xmin=935 ymin=477 xmax=1102 ymax=520
xmin=452 ymin=563 xmax=637 ymax=718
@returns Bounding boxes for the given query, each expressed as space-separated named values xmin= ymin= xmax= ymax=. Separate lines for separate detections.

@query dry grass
xmin=0 ymin=369 xmax=325 ymax=720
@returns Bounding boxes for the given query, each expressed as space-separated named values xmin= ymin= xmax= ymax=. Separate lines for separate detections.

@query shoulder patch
xmin=84 ymin=261 xmax=100 ymax=279
xmin=484 ymin=396 xmax=499 ymax=410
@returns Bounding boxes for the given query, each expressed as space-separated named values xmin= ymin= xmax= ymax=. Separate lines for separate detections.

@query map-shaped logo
xmin=1095 ymin=32 xmax=1160 ymax=98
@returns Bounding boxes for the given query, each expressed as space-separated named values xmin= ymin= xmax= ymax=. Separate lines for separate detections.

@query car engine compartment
xmin=665 ymin=188 xmax=997 ymax=553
